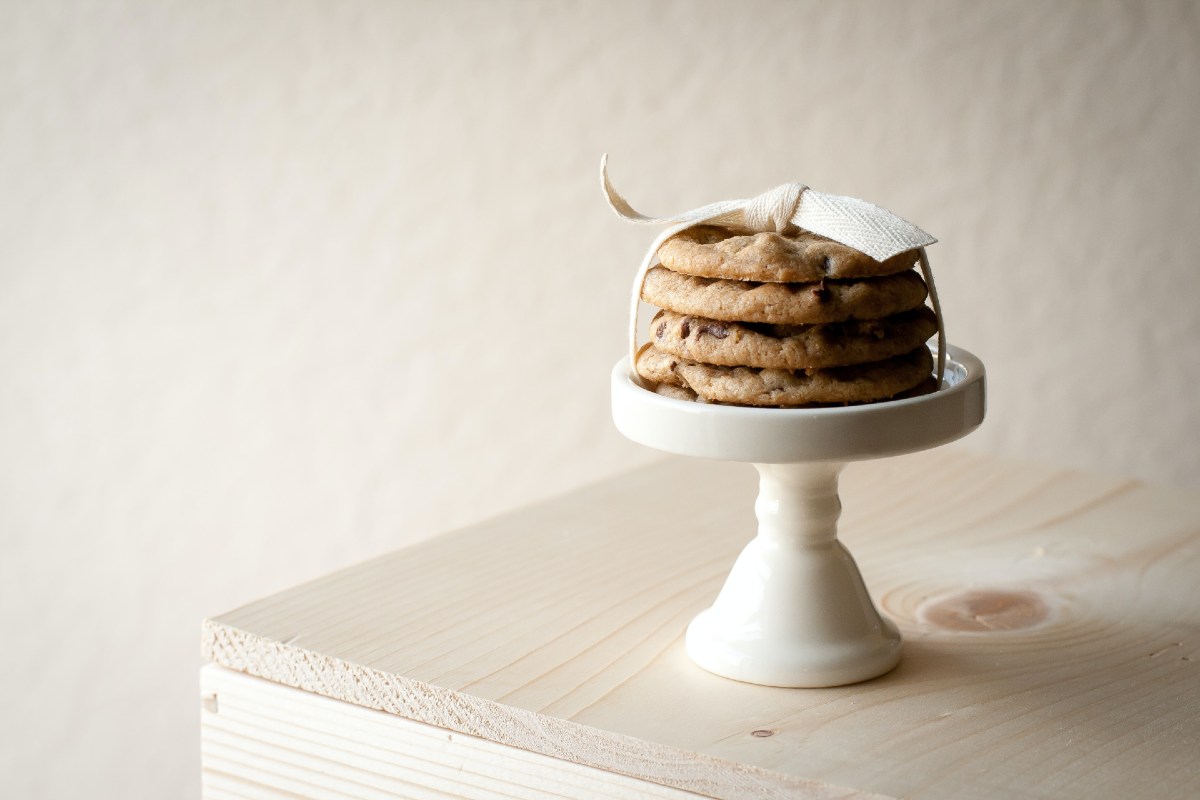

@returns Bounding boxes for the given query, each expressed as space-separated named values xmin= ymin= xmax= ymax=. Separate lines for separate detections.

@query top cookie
xmin=657 ymin=225 xmax=918 ymax=283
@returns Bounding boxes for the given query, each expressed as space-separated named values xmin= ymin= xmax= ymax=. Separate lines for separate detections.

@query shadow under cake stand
xmin=611 ymin=346 xmax=986 ymax=688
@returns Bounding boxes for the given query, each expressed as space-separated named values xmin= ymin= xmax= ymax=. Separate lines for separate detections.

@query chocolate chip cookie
xmin=641 ymin=267 xmax=929 ymax=325
xmin=649 ymin=306 xmax=938 ymax=370
xmin=637 ymin=344 xmax=934 ymax=407
xmin=657 ymin=225 xmax=919 ymax=283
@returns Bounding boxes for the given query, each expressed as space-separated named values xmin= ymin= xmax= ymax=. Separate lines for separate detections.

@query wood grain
xmin=203 ymin=450 xmax=1200 ymax=799
xmin=201 ymin=665 xmax=711 ymax=800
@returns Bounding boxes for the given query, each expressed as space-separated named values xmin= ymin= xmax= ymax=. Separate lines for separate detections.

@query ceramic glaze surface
xmin=612 ymin=347 xmax=985 ymax=686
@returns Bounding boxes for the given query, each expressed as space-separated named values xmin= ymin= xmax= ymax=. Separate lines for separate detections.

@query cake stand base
xmin=611 ymin=346 xmax=985 ymax=688
xmin=686 ymin=462 xmax=900 ymax=687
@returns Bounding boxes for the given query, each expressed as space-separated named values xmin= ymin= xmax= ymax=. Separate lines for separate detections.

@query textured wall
xmin=2 ymin=1 xmax=1197 ymax=797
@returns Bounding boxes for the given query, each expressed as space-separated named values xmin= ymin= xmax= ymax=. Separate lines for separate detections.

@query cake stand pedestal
xmin=611 ymin=346 xmax=986 ymax=687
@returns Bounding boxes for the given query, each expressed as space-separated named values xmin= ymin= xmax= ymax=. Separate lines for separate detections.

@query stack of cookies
xmin=635 ymin=225 xmax=939 ymax=407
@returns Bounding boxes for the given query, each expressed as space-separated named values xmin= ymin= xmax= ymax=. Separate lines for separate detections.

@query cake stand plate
xmin=611 ymin=346 xmax=986 ymax=687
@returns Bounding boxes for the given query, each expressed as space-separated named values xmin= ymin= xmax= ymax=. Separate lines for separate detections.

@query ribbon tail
xmin=601 ymin=155 xmax=747 ymax=228
xmin=793 ymin=190 xmax=936 ymax=262
xmin=601 ymin=153 xmax=656 ymax=222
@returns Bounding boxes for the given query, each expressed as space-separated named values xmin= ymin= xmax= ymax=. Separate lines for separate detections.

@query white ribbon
xmin=600 ymin=154 xmax=946 ymax=390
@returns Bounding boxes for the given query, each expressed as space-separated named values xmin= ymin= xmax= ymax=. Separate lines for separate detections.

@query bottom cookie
xmin=637 ymin=344 xmax=934 ymax=407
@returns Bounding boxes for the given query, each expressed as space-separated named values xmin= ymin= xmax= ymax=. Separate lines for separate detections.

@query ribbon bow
xmin=601 ymin=154 xmax=945 ymax=389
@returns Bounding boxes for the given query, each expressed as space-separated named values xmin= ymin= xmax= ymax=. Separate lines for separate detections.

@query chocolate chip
xmin=698 ymin=321 xmax=729 ymax=339
xmin=811 ymin=279 xmax=831 ymax=302
xmin=680 ymin=318 xmax=691 ymax=338
xmin=655 ymin=321 xmax=666 ymax=339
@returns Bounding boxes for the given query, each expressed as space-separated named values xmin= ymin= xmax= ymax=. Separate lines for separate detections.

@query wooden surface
xmin=203 ymin=450 xmax=1200 ymax=799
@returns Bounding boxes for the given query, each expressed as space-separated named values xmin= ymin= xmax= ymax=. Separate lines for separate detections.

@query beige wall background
xmin=2 ymin=1 xmax=1197 ymax=797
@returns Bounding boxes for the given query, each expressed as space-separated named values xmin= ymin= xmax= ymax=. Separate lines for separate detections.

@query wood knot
xmin=750 ymin=729 xmax=776 ymax=738
xmin=919 ymin=589 xmax=1050 ymax=632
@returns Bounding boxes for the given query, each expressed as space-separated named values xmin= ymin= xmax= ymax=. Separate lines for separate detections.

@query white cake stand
xmin=611 ymin=346 xmax=986 ymax=687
